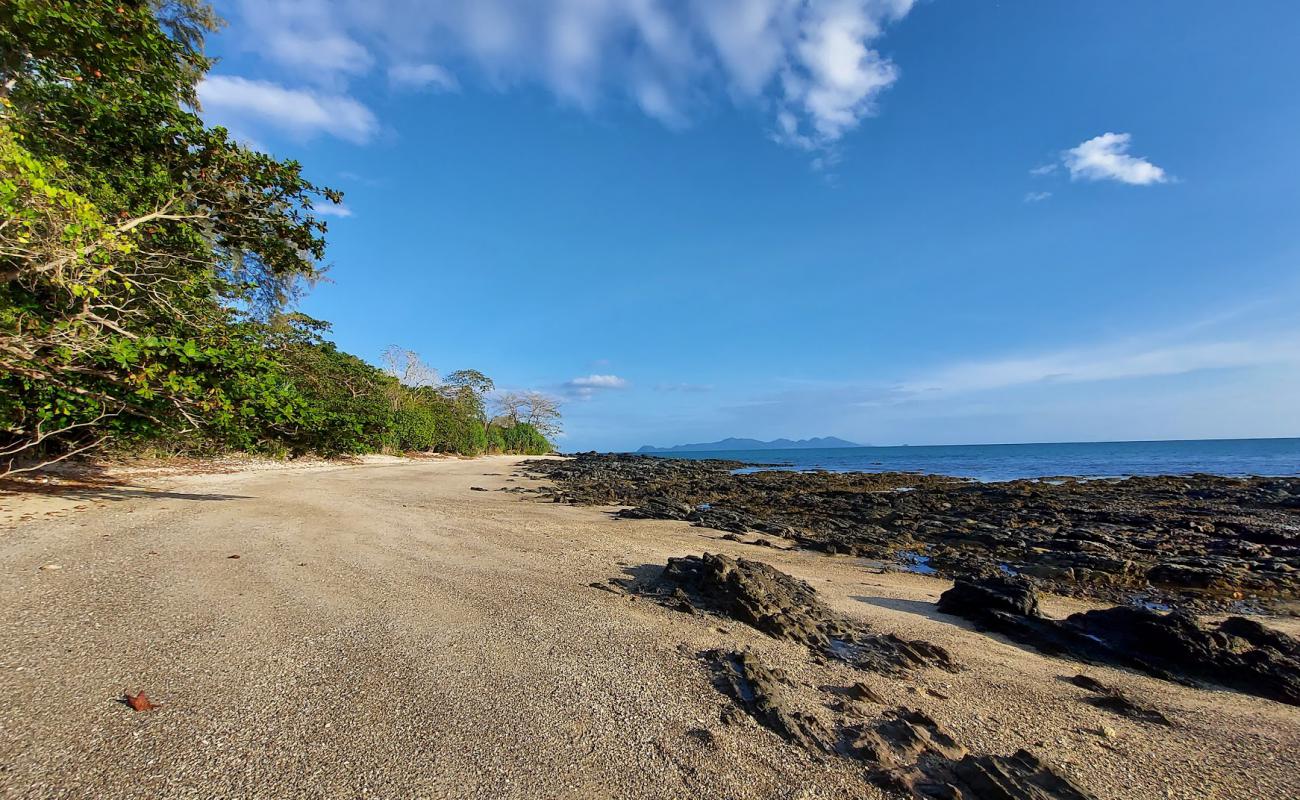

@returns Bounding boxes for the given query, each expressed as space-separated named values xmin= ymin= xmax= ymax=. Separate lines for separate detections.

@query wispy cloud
xmin=563 ymin=373 xmax=629 ymax=399
xmin=903 ymin=336 xmax=1300 ymax=395
xmin=236 ymin=0 xmax=371 ymax=81
xmin=197 ymin=75 xmax=379 ymax=143
xmin=228 ymin=0 xmax=917 ymax=154
xmin=1023 ymin=191 xmax=1052 ymax=203
xmin=655 ymin=382 xmax=713 ymax=393
xmin=1029 ymin=163 xmax=1058 ymax=176
xmin=388 ymin=63 xmax=459 ymax=92
xmin=1063 ymin=132 xmax=1169 ymax=185
xmin=313 ymin=203 xmax=353 ymax=218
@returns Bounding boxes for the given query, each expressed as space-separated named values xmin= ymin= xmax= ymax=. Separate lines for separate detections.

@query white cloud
xmin=563 ymin=373 xmax=630 ymax=399
xmin=1029 ymin=163 xmax=1057 ymax=176
xmin=1063 ymin=132 xmax=1169 ymax=185
xmin=904 ymin=336 xmax=1300 ymax=396
xmin=568 ymin=374 xmax=629 ymax=389
xmin=197 ymin=75 xmax=379 ymax=144
xmin=231 ymin=0 xmax=916 ymax=153
xmin=1023 ymin=191 xmax=1052 ymax=203
xmin=314 ymin=203 xmax=353 ymax=217
xmin=237 ymin=0 xmax=373 ymax=81
xmin=388 ymin=63 xmax=460 ymax=92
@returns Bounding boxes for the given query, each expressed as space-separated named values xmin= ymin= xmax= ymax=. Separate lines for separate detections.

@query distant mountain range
xmin=636 ymin=436 xmax=862 ymax=453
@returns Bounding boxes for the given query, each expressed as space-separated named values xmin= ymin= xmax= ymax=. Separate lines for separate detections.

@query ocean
xmin=641 ymin=438 xmax=1300 ymax=482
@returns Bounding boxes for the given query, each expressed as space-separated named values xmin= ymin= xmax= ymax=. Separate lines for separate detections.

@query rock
xmin=941 ymin=578 xmax=1300 ymax=706
xmin=650 ymin=553 xmax=957 ymax=675
xmin=1068 ymin=607 xmax=1300 ymax=706
xmin=708 ymin=649 xmax=832 ymax=753
xmin=522 ymin=454 xmax=1300 ymax=611
xmin=853 ymin=710 xmax=1096 ymax=800
xmin=847 ymin=682 xmax=886 ymax=704
xmin=937 ymin=576 xmax=1041 ymax=621
xmin=661 ymin=553 xmax=830 ymax=648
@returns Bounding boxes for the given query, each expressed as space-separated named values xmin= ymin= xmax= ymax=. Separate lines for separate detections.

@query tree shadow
xmin=1 ymin=480 xmax=252 ymax=504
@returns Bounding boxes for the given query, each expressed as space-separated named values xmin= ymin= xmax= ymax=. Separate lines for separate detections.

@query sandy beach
xmin=1 ymin=456 xmax=1296 ymax=799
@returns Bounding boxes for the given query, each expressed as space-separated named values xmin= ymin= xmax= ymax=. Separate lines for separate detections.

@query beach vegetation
xmin=0 ymin=1 xmax=553 ymax=473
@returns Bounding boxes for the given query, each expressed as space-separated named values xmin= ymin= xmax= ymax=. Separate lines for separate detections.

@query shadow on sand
xmin=1 ymin=480 xmax=252 ymax=505
xmin=850 ymin=595 xmax=977 ymax=629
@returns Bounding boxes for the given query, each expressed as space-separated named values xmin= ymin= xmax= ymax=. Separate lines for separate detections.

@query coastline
xmin=526 ymin=454 xmax=1300 ymax=615
xmin=0 ymin=455 xmax=1296 ymax=798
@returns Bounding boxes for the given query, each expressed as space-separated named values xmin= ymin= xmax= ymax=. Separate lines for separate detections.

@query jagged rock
xmin=939 ymin=577 xmax=1300 ymax=705
xmin=707 ymin=649 xmax=1095 ymax=800
xmin=847 ymin=709 xmax=1095 ymax=799
xmin=847 ymin=681 xmax=887 ymax=704
xmin=708 ymin=649 xmax=832 ymax=753
xmin=1069 ymin=607 xmax=1300 ymax=705
xmin=937 ymin=576 xmax=1041 ymax=621
xmin=662 ymin=552 xmax=831 ymax=647
xmin=652 ymin=553 xmax=957 ymax=674
xmin=892 ymin=749 xmax=1096 ymax=800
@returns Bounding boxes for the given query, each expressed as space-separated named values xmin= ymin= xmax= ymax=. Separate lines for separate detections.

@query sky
xmin=199 ymin=0 xmax=1300 ymax=451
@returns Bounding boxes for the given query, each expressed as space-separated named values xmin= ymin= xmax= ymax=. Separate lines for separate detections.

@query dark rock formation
xmin=709 ymin=649 xmax=1095 ymax=800
xmin=522 ymin=454 xmax=1300 ymax=610
xmin=855 ymin=707 xmax=1095 ymax=800
xmin=709 ymin=649 xmax=833 ymax=754
xmin=651 ymin=553 xmax=957 ymax=674
xmin=940 ymin=577 xmax=1300 ymax=705
xmin=937 ymin=575 xmax=1041 ymax=620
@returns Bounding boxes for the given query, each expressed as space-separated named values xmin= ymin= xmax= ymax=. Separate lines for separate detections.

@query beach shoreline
xmin=1 ymin=455 xmax=1297 ymax=798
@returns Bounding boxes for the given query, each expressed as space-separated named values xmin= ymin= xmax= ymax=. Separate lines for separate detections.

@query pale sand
xmin=0 ymin=456 xmax=1296 ymax=799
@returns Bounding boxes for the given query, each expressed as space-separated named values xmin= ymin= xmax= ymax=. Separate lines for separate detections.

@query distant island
xmin=636 ymin=436 xmax=862 ymax=453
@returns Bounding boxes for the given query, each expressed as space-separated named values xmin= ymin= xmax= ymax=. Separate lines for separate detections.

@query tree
xmin=0 ymin=1 xmax=341 ymax=470
xmin=493 ymin=391 xmax=562 ymax=439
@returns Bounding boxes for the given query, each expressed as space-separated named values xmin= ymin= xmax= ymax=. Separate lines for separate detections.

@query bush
xmin=387 ymin=402 xmax=438 ymax=452
xmin=491 ymin=422 xmax=553 ymax=455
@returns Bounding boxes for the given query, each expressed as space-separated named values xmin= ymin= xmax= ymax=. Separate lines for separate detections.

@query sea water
xmin=643 ymin=438 xmax=1300 ymax=482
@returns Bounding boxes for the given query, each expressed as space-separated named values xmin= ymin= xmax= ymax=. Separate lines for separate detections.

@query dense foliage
xmin=0 ymin=1 xmax=553 ymax=472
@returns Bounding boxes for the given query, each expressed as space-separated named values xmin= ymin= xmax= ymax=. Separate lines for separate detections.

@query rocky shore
xmin=522 ymin=453 xmax=1300 ymax=613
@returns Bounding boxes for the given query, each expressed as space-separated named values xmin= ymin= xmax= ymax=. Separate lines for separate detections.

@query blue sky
xmin=199 ymin=0 xmax=1300 ymax=451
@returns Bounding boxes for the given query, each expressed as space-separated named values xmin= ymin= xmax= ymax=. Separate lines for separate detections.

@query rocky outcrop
xmin=651 ymin=553 xmax=957 ymax=674
xmin=939 ymin=577 xmax=1300 ymax=705
xmin=709 ymin=649 xmax=833 ymax=754
xmin=710 ymin=649 xmax=1095 ymax=800
xmin=522 ymin=454 xmax=1300 ymax=610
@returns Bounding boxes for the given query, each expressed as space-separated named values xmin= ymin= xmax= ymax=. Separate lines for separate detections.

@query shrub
xmin=388 ymin=402 xmax=438 ymax=452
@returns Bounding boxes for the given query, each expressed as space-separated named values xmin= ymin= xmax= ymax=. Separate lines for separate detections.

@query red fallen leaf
xmin=227 ymin=554 xmax=240 ymax=559
xmin=123 ymin=691 xmax=158 ymax=712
